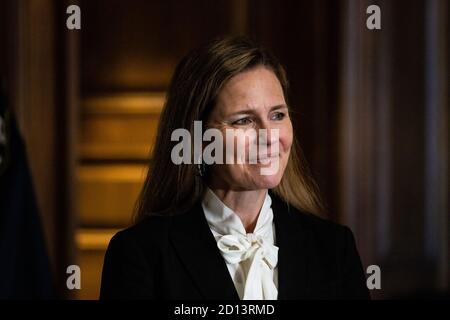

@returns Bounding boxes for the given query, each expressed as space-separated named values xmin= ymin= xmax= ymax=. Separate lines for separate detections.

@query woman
xmin=100 ymin=36 xmax=370 ymax=300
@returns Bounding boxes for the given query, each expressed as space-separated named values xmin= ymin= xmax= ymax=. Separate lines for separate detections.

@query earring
xmin=196 ymin=154 xmax=206 ymax=177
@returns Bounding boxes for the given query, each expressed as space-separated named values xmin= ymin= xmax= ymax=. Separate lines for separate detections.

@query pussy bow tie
xmin=217 ymin=232 xmax=278 ymax=300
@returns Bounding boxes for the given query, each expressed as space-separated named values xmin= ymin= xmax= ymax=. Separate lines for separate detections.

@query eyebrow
xmin=227 ymin=104 xmax=288 ymax=117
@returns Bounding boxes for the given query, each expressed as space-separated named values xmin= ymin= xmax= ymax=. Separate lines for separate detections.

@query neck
xmin=208 ymin=185 xmax=268 ymax=233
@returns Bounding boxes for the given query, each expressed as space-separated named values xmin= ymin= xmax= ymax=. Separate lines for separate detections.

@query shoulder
xmin=100 ymin=214 xmax=178 ymax=299
xmin=272 ymin=191 xmax=353 ymax=244
xmin=111 ymin=215 xmax=173 ymax=244
xmin=289 ymin=207 xmax=364 ymax=275
xmin=107 ymin=214 xmax=174 ymax=253
xmin=276 ymin=199 xmax=357 ymax=259
xmin=289 ymin=208 xmax=370 ymax=299
xmin=297 ymin=208 xmax=356 ymax=255
xmin=297 ymin=210 xmax=353 ymax=243
xmin=270 ymin=191 xmax=351 ymax=238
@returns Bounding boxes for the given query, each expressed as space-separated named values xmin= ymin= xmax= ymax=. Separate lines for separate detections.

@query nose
xmin=257 ymin=121 xmax=279 ymax=154
xmin=258 ymin=120 xmax=279 ymax=144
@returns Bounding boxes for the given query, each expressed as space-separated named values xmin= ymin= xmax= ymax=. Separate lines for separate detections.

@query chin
xmin=252 ymin=174 xmax=283 ymax=190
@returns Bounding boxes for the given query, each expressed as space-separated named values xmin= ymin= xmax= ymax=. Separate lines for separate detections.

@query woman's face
xmin=206 ymin=66 xmax=293 ymax=191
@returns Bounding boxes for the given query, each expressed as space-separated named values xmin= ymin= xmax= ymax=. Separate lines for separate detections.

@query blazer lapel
xmin=169 ymin=193 xmax=311 ymax=300
xmin=271 ymin=192 xmax=311 ymax=299
xmin=170 ymin=202 xmax=240 ymax=300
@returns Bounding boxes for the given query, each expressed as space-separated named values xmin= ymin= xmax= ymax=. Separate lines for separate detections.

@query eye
xmin=232 ymin=117 xmax=253 ymax=126
xmin=271 ymin=112 xmax=286 ymax=121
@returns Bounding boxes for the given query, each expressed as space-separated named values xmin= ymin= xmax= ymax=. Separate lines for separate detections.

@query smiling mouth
xmin=252 ymin=154 xmax=280 ymax=164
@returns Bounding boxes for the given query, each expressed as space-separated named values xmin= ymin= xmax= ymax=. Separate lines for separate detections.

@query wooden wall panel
xmin=80 ymin=93 xmax=164 ymax=160
xmin=6 ymin=0 xmax=59 ymax=279
xmin=78 ymin=164 xmax=147 ymax=227
xmin=76 ymin=229 xmax=116 ymax=299
xmin=338 ymin=0 xmax=448 ymax=298
xmin=80 ymin=0 xmax=235 ymax=93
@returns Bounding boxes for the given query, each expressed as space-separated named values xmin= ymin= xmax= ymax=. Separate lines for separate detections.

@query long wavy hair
xmin=134 ymin=36 xmax=325 ymax=222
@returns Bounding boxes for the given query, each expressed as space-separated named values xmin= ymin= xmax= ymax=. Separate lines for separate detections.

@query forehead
xmin=215 ymin=66 xmax=286 ymax=113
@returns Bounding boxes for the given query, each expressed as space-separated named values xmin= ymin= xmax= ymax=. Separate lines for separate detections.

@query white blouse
xmin=201 ymin=187 xmax=279 ymax=300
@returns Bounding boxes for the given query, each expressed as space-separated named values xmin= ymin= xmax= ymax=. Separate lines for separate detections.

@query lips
xmin=252 ymin=154 xmax=280 ymax=164
xmin=258 ymin=158 xmax=272 ymax=165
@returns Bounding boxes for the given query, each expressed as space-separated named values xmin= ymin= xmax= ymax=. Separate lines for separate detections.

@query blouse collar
xmin=201 ymin=186 xmax=274 ymax=238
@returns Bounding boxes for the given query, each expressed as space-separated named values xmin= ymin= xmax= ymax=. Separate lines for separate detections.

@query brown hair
xmin=134 ymin=36 xmax=325 ymax=221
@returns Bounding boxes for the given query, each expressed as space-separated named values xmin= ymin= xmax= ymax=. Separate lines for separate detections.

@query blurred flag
xmin=0 ymin=80 xmax=54 ymax=299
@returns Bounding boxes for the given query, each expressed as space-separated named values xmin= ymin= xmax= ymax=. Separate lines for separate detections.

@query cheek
xmin=279 ymin=124 xmax=293 ymax=154
xmin=225 ymin=129 xmax=257 ymax=162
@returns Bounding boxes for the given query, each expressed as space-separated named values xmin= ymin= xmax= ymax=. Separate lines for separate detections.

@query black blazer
xmin=100 ymin=192 xmax=370 ymax=300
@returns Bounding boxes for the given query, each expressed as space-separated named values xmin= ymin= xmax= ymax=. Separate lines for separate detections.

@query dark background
xmin=1 ymin=0 xmax=448 ymax=299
